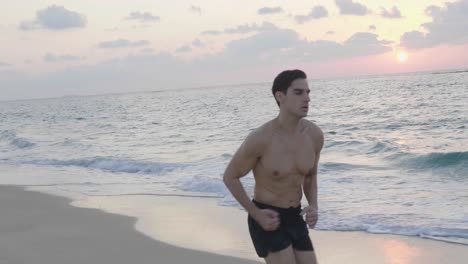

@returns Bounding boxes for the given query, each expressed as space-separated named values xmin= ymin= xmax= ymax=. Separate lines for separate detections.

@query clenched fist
xmin=253 ymin=209 xmax=280 ymax=231
xmin=301 ymin=206 xmax=318 ymax=229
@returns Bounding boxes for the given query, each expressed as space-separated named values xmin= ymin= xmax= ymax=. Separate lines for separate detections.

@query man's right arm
xmin=223 ymin=130 xmax=264 ymax=217
xmin=224 ymin=130 xmax=280 ymax=231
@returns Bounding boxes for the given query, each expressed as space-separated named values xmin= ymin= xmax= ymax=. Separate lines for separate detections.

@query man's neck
xmin=275 ymin=112 xmax=302 ymax=135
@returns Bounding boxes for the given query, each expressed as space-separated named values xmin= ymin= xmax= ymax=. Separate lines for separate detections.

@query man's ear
xmin=275 ymin=91 xmax=285 ymax=104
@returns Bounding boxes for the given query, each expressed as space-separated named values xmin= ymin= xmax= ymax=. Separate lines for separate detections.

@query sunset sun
xmin=397 ymin=51 xmax=409 ymax=63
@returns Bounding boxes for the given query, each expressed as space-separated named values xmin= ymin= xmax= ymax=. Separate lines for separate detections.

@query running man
xmin=223 ymin=69 xmax=324 ymax=264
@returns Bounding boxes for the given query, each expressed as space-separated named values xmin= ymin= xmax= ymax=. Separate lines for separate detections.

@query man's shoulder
xmin=238 ymin=122 xmax=271 ymax=157
xmin=302 ymin=119 xmax=323 ymax=136
xmin=247 ymin=121 xmax=273 ymax=141
xmin=302 ymin=119 xmax=324 ymax=147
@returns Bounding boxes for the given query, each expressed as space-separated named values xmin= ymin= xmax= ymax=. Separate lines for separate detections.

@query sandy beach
xmin=0 ymin=185 xmax=260 ymax=264
xmin=1 ymin=185 xmax=467 ymax=264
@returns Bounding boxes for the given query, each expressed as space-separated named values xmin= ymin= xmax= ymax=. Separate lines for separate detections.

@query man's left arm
xmin=303 ymin=127 xmax=324 ymax=228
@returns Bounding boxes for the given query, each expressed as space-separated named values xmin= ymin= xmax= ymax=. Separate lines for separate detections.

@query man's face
xmin=279 ymin=78 xmax=310 ymax=117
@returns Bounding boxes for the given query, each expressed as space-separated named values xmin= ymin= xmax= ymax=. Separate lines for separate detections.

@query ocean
xmin=1 ymin=70 xmax=467 ymax=245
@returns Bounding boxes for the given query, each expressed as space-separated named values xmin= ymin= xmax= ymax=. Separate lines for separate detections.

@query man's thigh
xmin=294 ymin=249 xmax=318 ymax=264
xmin=264 ymin=245 xmax=296 ymax=264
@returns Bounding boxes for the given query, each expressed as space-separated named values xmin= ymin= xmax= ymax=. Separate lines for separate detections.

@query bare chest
xmin=259 ymin=135 xmax=316 ymax=178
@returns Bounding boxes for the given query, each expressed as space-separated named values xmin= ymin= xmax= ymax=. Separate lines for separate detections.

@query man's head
xmin=272 ymin=69 xmax=310 ymax=117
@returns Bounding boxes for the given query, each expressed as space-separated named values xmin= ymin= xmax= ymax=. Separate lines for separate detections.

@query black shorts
xmin=247 ymin=199 xmax=314 ymax=258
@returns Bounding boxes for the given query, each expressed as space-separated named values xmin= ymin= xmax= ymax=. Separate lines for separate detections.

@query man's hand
xmin=301 ymin=206 xmax=318 ymax=229
xmin=252 ymin=209 xmax=280 ymax=231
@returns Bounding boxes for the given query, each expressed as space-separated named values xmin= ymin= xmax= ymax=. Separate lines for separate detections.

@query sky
xmin=1 ymin=0 xmax=468 ymax=101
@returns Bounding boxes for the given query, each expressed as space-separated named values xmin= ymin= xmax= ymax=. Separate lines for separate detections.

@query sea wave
xmin=366 ymin=141 xmax=398 ymax=154
xmin=325 ymin=140 xmax=366 ymax=148
xmin=0 ymin=130 xmax=35 ymax=149
xmin=320 ymin=162 xmax=386 ymax=172
xmin=26 ymin=157 xmax=184 ymax=174
xmin=326 ymin=139 xmax=397 ymax=154
xmin=387 ymin=151 xmax=468 ymax=171
xmin=178 ymin=176 xmax=229 ymax=196
xmin=321 ymin=162 xmax=365 ymax=171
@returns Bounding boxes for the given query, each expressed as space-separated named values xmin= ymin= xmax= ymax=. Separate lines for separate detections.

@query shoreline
xmin=0 ymin=185 xmax=260 ymax=264
xmin=73 ymin=192 xmax=468 ymax=264
xmin=2 ymin=184 xmax=468 ymax=264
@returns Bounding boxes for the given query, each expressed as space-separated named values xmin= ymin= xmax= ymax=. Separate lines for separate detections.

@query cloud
xmin=326 ymin=31 xmax=335 ymax=35
xmin=19 ymin=5 xmax=86 ymax=31
xmin=98 ymin=39 xmax=150 ymax=49
xmin=258 ymin=7 xmax=284 ymax=15
xmin=198 ymin=25 xmax=391 ymax=69
xmin=0 ymin=53 xmax=195 ymax=101
xmin=1 ymin=24 xmax=393 ymax=101
xmin=141 ymin=48 xmax=154 ymax=53
xmin=176 ymin=45 xmax=192 ymax=53
xmin=222 ymin=27 xmax=300 ymax=57
xmin=343 ymin=32 xmax=392 ymax=53
xmin=224 ymin=22 xmax=276 ymax=34
xmin=0 ymin=61 xmax=10 ymax=67
xmin=189 ymin=5 xmax=202 ymax=15
xmin=380 ymin=6 xmax=403 ymax=18
xmin=295 ymin=6 xmax=328 ymax=24
xmin=400 ymin=31 xmax=429 ymax=48
xmin=201 ymin=30 xmax=221 ymax=36
xmin=201 ymin=22 xmax=276 ymax=36
xmin=425 ymin=5 xmax=443 ymax=17
xmin=43 ymin=53 xmax=84 ymax=63
xmin=124 ymin=11 xmax=160 ymax=23
xmin=335 ymin=0 xmax=370 ymax=16
xmin=369 ymin=25 xmax=376 ymax=30
xmin=400 ymin=0 xmax=468 ymax=49
xmin=192 ymin=38 xmax=204 ymax=47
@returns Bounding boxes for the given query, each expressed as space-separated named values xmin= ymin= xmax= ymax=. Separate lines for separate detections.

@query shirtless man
xmin=223 ymin=69 xmax=323 ymax=264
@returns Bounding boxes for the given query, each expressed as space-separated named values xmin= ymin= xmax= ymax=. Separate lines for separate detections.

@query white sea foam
xmin=26 ymin=157 xmax=182 ymax=175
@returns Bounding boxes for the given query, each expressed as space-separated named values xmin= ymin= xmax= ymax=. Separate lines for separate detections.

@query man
xmin=223 ymin=69 xmax=324 ymax=264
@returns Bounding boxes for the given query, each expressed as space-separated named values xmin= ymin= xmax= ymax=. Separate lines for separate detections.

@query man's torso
xmin=252 ymin=119 xmax=319 ymax=208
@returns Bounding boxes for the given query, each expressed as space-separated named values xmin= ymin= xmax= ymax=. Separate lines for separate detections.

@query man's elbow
xmin=223 ymin=168 xmax=241 ymax=186
xmin=223 ymin=173 xmax=230 ymax=184
xmin=223 ymin=169 xmax=236 ymax=185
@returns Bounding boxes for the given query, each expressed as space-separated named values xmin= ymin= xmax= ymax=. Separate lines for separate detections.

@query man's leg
xmin=264 ymin=245 xmax=296 ymax=264
xmin=293 ymin=249 xmax=318 ymax=264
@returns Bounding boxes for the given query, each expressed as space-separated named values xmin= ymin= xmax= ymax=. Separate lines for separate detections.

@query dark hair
xmin=271 ymin=69 xmax=307 ymax=106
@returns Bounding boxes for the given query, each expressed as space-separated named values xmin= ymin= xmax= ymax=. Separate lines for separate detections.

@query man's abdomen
xmin=253 ymin=181 xmax=303 ymax=208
